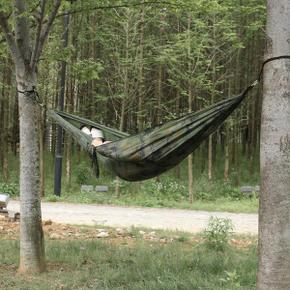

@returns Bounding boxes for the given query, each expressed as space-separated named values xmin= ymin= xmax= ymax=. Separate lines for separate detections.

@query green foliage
xmin=71 ymin=59 xmax=104 ymax=84
xmin=44 ymin=194 xmax=62 ymax=203
xmin=74 ymin=162 xmax=93 ymax=185
xmin=220 ymin=270 xmax=241 ymax=288
xmin=0 ymin=182 xmax=19 ymax=197
xmin=203 ymin=216 xmax=234 ymax=251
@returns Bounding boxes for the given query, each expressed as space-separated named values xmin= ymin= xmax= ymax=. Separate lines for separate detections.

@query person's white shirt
xmin=81 ymin=126 xmax=107 ymax=147
xmin=91 ymin=128 xmax=104 ymax=139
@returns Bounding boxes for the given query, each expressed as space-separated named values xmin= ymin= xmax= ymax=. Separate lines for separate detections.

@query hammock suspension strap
xmin=17 ymin=86 xmax=43 ymax=106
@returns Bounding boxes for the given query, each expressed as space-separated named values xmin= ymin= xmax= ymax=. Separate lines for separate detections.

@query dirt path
xmin=8 ymin=200 xmax=258 ymax=235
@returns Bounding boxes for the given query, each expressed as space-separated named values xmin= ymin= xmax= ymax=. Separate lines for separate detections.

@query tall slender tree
xmin=0 ymin=0 xmax=62 ymax=273
xmin=257 ymin=1 xmax=290 ymax=288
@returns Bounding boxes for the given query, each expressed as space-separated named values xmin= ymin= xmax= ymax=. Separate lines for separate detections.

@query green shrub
xmin=0 ymin=182 xmax=19 ymax=196
xmin=74 ymin=162 xmax=92 ymax=185
xmin=45 ymin=194 xmax=61 ymax=202
xmin=203 ymin=216 xmax=234 ymax=251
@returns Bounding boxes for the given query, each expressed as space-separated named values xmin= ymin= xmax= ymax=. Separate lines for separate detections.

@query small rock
xmin=49 ymin=233 xmax=62 ymax=240
xmin=44 ymin=220 xmax=52 ymax=226
xmin=95 ymin=185 xmax=108 ymax=192
xmin=96 ymin=231 xmax=109 ymax=238
xmin=81 ymin=185 xmax=94 ymax=193
xmin=8 ymin=211 xmax=20 ymax=221
xmin=116 ymin=228 xmax=126 ymax=235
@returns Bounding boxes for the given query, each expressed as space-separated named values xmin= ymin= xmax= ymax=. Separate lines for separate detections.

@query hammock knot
xmin=17 ymin=87 xmax=43 ymax=106
xmin=251 ymin=80 xmax=259 ymax=87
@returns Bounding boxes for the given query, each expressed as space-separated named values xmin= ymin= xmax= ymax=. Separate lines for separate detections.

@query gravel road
xmin=8 ymin=200 xmax=258 ymax=235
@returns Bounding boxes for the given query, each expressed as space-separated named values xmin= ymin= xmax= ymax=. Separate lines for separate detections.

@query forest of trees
xmin=2 ymin=1 xmax=290 ymax=288
xmin=0 ymin=0 xmax=265 ymax=187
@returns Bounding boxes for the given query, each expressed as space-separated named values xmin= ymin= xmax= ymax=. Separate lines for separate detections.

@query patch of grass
xmin=47 ymin=192 xmax=258 ymax=213
xmin=0 ymin=238 xmax=257 ymax=290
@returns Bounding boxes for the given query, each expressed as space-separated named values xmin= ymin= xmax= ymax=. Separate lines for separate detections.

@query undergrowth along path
xmin=8 ymin=200 xmax=258 ymax=234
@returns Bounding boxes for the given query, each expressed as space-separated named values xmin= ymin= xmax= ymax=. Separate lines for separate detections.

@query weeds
xmin=203 ymin=217 xmax=234 ymax=251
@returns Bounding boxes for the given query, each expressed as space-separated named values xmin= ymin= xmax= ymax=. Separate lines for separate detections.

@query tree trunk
xmin=208 ymin=136 xmax=213 ymax=181
xmin=39 ymin=108 xmax=45 ymax=197
xmin=257 ymin=1 xmax=290 ymax=288
xmin=137 ymin=4 xmax=145 ymax=131
xmin=12 ymin=92 xmax=19 ymax=156
xmin=187 ymin=14 xmax=194 ymax=203
xmin=224 ymin=125 xmax=230 ymax=182
xmin=16 ymin=69 xmax=45 ymax=273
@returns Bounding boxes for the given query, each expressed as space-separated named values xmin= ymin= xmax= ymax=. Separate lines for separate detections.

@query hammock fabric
xmin=48 ymin=82 xmax=256 ymax=182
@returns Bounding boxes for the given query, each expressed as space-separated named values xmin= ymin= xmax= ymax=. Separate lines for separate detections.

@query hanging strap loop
xmin=257 ymin=55 xmax=290 ymax=82
xmin=17 ymin=86 xmax=43 ymax=106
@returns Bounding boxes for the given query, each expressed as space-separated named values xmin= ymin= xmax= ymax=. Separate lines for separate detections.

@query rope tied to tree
xmin=257 ymin=55 xmax=290 ymax=82
xmin=241 ymin=55 xmax=290 ymax=94
xmin=17 ymin=87 xmax=44 ymax=106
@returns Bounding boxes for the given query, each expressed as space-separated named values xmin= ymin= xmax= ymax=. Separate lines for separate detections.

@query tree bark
xmin=39 ymin=107 xmax=45 ymax=197
xmin=137 ymin=4 xmax=145 ymax=131
xmin=187 ymin=14 xmax=194 ymax=203
xmin=224 ymin=126 xmax=229 ymax=182
xmin=0 ymin=0 xmax=61 ymax=274
xmin=257 ymin=1 xmax=290 ymax=288
xmin=17 ymin=69 xmax=45 ymax=273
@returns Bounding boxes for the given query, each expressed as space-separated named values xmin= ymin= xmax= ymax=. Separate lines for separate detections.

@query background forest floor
xmin=1 ymin=152 xmax=259 ymax=213
xmin=44 ymin=194 xmax=259 ymax=214
xmin=0 ymin=218 xmax=257 ymax=290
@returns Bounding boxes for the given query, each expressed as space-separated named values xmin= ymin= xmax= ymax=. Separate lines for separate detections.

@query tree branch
xmin=32 ymin=0 xmax=61 ymax=69
xmin=14 ymin=0 xmax=32 ymax=64
xmin=56 ymin=1 xmax=181 ymax=18
xmin=0 ymin=12 xmax=18 ymax=61
xmin=30 ymin=0 xmax=46 ymax=69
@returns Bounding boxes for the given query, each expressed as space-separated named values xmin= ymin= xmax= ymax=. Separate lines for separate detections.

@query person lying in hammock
xmin=81 ymin=126 xmax=111 ymax=147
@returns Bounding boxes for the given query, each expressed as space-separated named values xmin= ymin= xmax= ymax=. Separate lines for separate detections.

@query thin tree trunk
xmin=17 ymin=71 xmax=45 ymax=273
xmin=12 ymin=92 xmax=19 ymax=156
xmin=137 ymin=4 xmax=145 ymax=131
xmin=187 ymin=14 xmax=194 ymax=203
xmin=175 ymin=91 xmax=181 ymax=179
xmin=208 ymin=136 xmax=213 ymax=181
xmin=39 ymin=108 xmax=45 ymax=197
xmin=0 ymin=66 xmax=5 ymax=177
xmin=224 ymin=127 xmax=229 ymax=182
xmin=257 ymin=1 xmax=290 ymax=288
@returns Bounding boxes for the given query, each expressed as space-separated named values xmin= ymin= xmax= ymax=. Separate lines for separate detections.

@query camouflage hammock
xmin=48 ymin=80 xmax=257 ymax=181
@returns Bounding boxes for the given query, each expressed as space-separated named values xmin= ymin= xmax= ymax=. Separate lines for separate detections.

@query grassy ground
xmin=44 ymin=192 xmax=258 ymax=213
xmin=0 ymin=238 xmax=257 ymax=290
